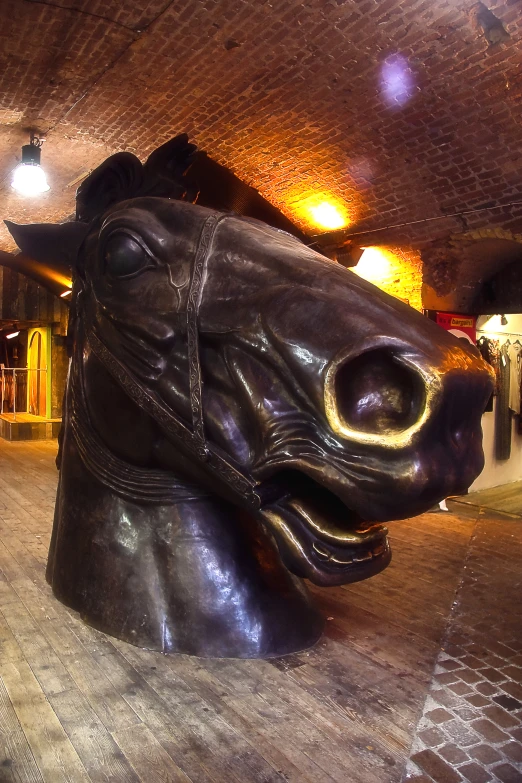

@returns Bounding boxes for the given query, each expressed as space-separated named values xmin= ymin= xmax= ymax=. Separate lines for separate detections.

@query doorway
xmin=27 ymin=328 xmax=49 ymax=418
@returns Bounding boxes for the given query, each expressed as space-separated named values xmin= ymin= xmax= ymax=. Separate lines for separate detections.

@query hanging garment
xmin=495 ymin=343 xmax=511 ymax=460
xmin=477 ymin=336 xmax=500 ymax=412
xmin=508 ymin=342 xmax=522 ymax=414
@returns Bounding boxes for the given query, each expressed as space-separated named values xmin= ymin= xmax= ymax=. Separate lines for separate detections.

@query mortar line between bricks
xmin=44 ymin=0 xmax=179 ymax=137
xmin=22 ymin=0 xmax=139 ymax=31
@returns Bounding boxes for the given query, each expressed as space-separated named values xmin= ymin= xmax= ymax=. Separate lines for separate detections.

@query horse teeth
xmin=312 ymin=543 xmax=330 ymax=561
xmin=331 ymin=556 xmax=354 ymax=565
xmin=353 ymin=551 xmax=373 ymax=562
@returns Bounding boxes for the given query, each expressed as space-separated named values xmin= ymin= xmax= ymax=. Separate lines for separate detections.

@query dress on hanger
xmin=477 ymin=336 xmax=500 ymax=412
xmin=496 ymin=342 xmax=511 ymax=460
xmin=508 ymin=341 xmax=522 ymax=414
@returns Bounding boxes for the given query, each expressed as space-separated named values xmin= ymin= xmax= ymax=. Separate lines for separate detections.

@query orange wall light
xmin=353 ymin=247 xmax=392 ymax=284
xmin=290 ymin=192 xmax=352 ymax=232
xmin=352 ymin=246 xmax=423 ymax=311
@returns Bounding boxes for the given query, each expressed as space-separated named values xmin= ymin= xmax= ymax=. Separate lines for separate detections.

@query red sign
xmin=435 ymin=313 xmax=476 ymax=345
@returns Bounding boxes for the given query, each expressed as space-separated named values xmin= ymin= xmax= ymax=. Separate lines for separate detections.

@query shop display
xmin=477 ymin=333 xmax=522 ymax=458
xmin=5 ymin=137 xmax=494 ymax=658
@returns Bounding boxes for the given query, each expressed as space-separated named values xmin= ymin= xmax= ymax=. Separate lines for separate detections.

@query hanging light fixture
xmin=11 ymin=134 xmax=50 ymax=196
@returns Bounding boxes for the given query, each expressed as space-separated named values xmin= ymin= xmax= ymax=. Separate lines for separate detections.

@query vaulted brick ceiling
xmin=0 ymin=0 xmax=521 ymax=256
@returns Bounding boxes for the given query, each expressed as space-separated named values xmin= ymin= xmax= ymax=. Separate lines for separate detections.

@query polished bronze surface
xmin=4 ymin=136 xmax=494 ymax=658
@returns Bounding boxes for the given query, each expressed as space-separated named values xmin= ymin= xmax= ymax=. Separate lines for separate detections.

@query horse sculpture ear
xmin=76 ymin=151 xmax=144 ymax=222
xmin=4 ymin=219 xmax=91 ymax=269
xmin=141 ymin=133 xmax=198 ymax=200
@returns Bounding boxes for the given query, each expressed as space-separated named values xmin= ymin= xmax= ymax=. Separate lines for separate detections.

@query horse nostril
xmin=333 ymin=349 xmax=425 ymax=436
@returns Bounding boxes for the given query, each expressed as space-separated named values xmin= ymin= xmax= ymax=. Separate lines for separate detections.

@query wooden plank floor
xmin=0 ymin=440 xmax=476 ymax=783
xmin=456 ymin=480 xmax=522 ymax=516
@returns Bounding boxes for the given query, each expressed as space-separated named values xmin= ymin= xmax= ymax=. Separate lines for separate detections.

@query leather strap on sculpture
xmin=186 ymin=213 xmax=227 ymax=458
xmin=69 ymin=346 xmax=208 ymax=504
xmin=85 ymin=213 xmax=262 ymax=511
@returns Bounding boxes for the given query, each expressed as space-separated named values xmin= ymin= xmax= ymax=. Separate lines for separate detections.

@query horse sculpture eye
xmin=103 ymin=233 xmax=151 ymax=278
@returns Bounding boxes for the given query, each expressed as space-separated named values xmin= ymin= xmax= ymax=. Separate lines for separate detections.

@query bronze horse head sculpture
xmin=6 ymin=136 xmax=493 ymax=658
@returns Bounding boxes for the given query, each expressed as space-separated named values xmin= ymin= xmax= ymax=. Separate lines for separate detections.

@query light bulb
xmin=11 ymin=163 xmax=50 ymax=196
xmin=308 ymin=201 xmax=347 ymax=230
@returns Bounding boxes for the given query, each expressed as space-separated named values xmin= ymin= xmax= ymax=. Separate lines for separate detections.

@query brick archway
xmin=422 ymin=229 xmax=522 ymax=313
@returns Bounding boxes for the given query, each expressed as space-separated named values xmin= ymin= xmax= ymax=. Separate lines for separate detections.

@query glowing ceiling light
xmin=60 ymin=289 xmax=72 ymax=298
xmin=308 ymin=201 xmax=348 ymax=230
xmin=6 ymin=331 xmax=20 ymax=339
xmin=291 ymin=192 xmax=351 ymax=231
xmin=11 ymin=134 xmax=50 ymax=197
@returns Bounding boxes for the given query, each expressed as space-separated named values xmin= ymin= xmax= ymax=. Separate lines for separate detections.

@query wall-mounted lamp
xmin=11 ymin=134 xmax=50 ymax=196
xmin=320 ymin=243 xmax=364 ymax=267
xmin=6 ymin=331 xmax=20 ymax=339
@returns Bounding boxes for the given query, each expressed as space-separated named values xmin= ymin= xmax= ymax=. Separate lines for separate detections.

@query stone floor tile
xmin=490 ymin=763 xmax=522 ymax=783
xmin=437 ymin=672 xmax=461 ymax=686
xmin=453 ymin=706 xmax=478 ymax=722
xmin=494 ymin=695 xmax=522 ymax=712
xmin=509 ymin=727 xmax=522 ymax=742
xmin=426 ymin=708 xmax=454 ymax=724
xmin=480 ymin=642 xmax=516 ymax=660
xmin=434 ymin=689 xmax=462 ymax=708
xmin=457 ymin=763 xmax=492 ymax=783
xmin=443 ymin=644 xmax=466 ymax=658
xmin=480 ymin=668 xmax=506 ymax=684
xmin=461 ymin=655 xmax=485 ymax=670
xmin=501 ymin=682 xmax=522 ymax=702
xmin=418 ymin=727 xmax=447 ymax=748
xmin=482 ymin=704 xmax=519 ymax=729
xmin=411 ymin=749 xmax=463 ymax=783
xmin=501 ymin=740 xmax=522 ymax=764
xmin=442 ymin=720 xmax=481 ymax=747
xmin=475 ymin=683 xmax=499 ymax=697
xmin=469 ymin=745 xmax=502 ymax=765
xmin=438 ymin=744 xmax=469 ymax=764
xmin=480 ymin=655 xmax=508 ymax=669
xmin=501 ymin=667 xmax=522 ymax=684
xmin=466 ymin=695 xmax=491 ymax=709
xmin=457 ymin=670 xmax=484 ymax=685
xmin=470 ymin=718 xmax=510 ymax=743
xmin=440 ymin=659 xmax=464 ymax=672
xmin=449 ymin=682 xmax=474 ymax=696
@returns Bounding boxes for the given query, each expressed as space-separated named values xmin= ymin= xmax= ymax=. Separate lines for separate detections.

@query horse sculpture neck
xmin=46 ymin=332 xmax=323 ymax=658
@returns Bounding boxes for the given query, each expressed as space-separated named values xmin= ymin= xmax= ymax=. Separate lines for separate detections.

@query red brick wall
xmin=1 ymin=0 xmax=521 ymax=308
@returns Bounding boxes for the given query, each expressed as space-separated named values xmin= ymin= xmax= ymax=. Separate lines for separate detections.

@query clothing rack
xmin=476 ymin=330 xmax=522 ymax=339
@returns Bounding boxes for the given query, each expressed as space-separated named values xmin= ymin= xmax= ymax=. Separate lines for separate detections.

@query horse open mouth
xmin=260 ymin=470 xmax=391 ymax=586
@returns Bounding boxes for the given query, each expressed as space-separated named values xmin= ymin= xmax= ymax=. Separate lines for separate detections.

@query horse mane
xmin=76 ymin=134 xmax=198 ymax=223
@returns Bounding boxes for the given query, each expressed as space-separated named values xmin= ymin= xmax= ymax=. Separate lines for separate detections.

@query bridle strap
xmin=69 ymin=349 xmax=208 ymax=504
xmin=186 ymin=213 xmax=226 ymax=458
xmin=87 ymin=329 xmax=260 ymax=510
xmin=85 ymin=212 xmax=261 ymax=512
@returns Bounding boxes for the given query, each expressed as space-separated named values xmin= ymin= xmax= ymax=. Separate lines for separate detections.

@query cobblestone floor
xmin=405 ymin=506 xmax=522 ymax=783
